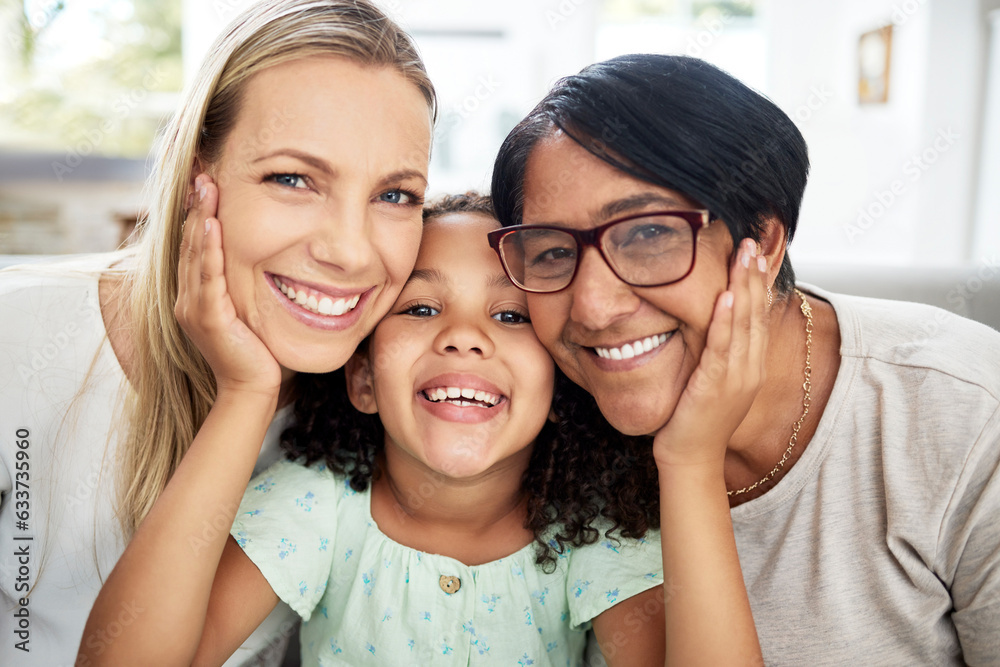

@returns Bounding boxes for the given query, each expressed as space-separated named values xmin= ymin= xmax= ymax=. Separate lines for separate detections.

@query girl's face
xmin=520 ymin=131 xmax=736 ymax=436
xmin=354 ymin=213 xmax=555 ymax=480
xmin=209 ymin=56 xmax=431 ymax=375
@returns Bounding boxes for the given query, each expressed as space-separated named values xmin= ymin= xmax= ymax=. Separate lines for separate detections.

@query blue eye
xmin=402 ymin=303 xmax=439 ymax=317
xmin=379 ymin=189 xmax=420 ymax=205
xmin=266 ymin=173 xmax=308 ymax=189
xmin=493 ymin=310 xmax=529 ymax=324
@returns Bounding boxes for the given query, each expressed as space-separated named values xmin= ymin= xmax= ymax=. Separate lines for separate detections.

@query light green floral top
xmin=232 ymin=459 xmax=663 ymax=666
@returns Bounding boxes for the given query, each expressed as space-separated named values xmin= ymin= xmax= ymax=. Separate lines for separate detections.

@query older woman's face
xmin=521 ymin=131 xmax=735 ymax=435
xmin=209 ymin=56 xmax=431 ymax=375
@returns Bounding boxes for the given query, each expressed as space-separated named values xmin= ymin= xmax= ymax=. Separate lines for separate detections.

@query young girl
xmin=82 ymin=194 xmax=678 ymax=665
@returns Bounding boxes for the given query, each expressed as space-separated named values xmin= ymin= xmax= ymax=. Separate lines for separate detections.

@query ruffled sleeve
xmin=231 ymin=459 xmax=338 ymax=621
xmin=565 ymin=529 xmax=664 ymax=629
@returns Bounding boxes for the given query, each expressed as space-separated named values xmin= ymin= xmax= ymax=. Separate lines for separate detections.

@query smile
xmin=594 ymin=332 xmax=671 ymax=360
xmin=421 ymin=386 xmax=504 ymax=408
xmin=272 ymin=276 xmax=361 ymax=317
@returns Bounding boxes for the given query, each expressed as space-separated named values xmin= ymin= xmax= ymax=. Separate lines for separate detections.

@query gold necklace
xmin=727 ymin=288 xmax=813 ymax=497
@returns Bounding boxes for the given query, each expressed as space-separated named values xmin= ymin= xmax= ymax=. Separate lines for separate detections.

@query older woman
xmin=490 ymin=54 xmax=1000 ymax=665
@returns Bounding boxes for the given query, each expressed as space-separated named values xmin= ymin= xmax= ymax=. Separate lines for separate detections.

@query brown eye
xmin=493 ymin=310 xmax=529 ymax=324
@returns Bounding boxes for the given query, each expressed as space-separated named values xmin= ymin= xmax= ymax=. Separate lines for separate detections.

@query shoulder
xmin=243 ymin=458 xmax=346 ymax=501
xmin=808 ymin=285 xmax=1000 ymax=402
xmin=563 ymin=527 xmax=664 ymax=628
xmin=0 ymin=254 xmax=121 ymax=335
xmin=0 ymin=253 xmax=121 ymax=294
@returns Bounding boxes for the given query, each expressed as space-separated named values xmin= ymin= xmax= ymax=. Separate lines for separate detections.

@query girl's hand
xmin=175 ymin=173 xmax=282 ymax=398
xmin=653 ymin=238 xmax=769 ymax=472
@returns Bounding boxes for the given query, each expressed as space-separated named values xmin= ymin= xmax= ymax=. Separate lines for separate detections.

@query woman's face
xmin=520 ymin=131 xmax=736 ymax=436
xmin=209 ymin=56 xmax=431 ymax=375
xmin=360 ymin=214 xmax=555 ymax=480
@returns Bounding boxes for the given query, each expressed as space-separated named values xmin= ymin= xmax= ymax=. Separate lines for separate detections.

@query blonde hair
xmin=115 ymin=0 xmax=436 ymax=537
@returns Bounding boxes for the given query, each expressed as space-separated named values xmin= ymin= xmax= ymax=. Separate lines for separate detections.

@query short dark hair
xmin=491 ymin=54 xmax=810 ymax=293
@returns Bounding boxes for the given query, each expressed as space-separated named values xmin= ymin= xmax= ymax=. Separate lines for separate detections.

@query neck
xmin=724 ymin=289 xmax=840 ymax=503
xmin=371 ymin=439 xmax=535 ymax=564
xmin=381 ymin=442 xmax=530 ymax=531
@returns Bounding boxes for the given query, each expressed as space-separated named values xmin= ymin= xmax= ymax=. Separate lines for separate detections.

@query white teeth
xmin=595 ymin=332 xmax=671 ymax=362
xmin=423 ymin=387 xmax=501 ymax=407
xmin=273 ymin=276 xmax=362 ymax=318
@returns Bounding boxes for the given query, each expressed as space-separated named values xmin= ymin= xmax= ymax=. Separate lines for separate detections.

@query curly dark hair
xmin=282 ymin=194 xmax=660 ymax=570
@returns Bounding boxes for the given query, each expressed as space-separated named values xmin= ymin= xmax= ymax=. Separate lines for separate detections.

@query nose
xmin=434 ymin=314 xmax=496 ymax=358
xmin=568 ymin=247 xmax=641 ymax=331
xmin=308 ymin=200 xmax=375 ymax=273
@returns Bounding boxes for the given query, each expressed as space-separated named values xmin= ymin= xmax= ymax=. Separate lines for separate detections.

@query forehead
xmin=521 ymin=131 xmax=697 ymax=227
xmin=229 ymin=56 xmax=431 ymax=168
xmin=418 ymin=213 xmax=499 ymax=264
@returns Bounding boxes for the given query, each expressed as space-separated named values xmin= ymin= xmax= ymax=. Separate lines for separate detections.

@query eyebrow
xmin=252 ymin=151 xmax=428 ymax=187
xmin=596 ymin=192 xmax=691 ymax=221
xmin=378 ymin=169 xmax=428 ymax=188
xmin=253 ymin=149 xmax=335 ymax=175
xmin=405 ymin=268 xmax=513 ymax=289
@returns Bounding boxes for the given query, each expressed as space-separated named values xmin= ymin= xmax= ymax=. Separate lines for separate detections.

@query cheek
xmin=373 ymin=221 xmax=423 ymax=288
xmin=526 ymin=294 xmax=569 ymax=349
xmin=516 ymin=338 xmax=557 ymax=417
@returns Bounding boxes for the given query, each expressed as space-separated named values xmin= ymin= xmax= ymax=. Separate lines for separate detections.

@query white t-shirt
xmin=587 ymin=286 xmax=1000 ymax=666
xmin=0 ymin=255 xmax=298 ymax=666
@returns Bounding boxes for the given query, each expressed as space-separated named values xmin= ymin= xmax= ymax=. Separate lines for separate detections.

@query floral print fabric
xmin=232 ymin=459 xmax=663 ymax=666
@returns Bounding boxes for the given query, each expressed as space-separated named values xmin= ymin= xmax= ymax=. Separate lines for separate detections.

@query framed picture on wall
xmin=859 ymin=24 xmax=893 ymax=104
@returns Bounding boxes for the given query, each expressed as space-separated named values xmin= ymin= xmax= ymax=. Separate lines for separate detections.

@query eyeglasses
xmin=487 ymin=209 xmax=714 ymax=294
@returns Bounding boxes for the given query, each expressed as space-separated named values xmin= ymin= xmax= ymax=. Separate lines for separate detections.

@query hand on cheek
xmin=652 ymin=238 xmax=768 ymax=472
xmin=175 ymin=173 xmax=282 ymax=399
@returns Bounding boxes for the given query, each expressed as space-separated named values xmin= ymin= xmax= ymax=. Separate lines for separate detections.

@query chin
xmin=594 ymin=393 xmax=677 ymax=436
xmin=272 ymin=347 xmax=354 ymax=376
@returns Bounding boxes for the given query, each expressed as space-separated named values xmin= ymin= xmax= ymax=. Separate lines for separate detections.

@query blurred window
xmin=0 ymin=0 xmax=183 ymax=157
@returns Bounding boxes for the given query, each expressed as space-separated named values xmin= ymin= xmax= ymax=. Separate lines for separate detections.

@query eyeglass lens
xmin=498 ymin=214 xmax=696 ymax=292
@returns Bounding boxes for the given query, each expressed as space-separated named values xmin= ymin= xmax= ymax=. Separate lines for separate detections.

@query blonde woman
xmin=0 ymin=1 xmax=435 ymax=665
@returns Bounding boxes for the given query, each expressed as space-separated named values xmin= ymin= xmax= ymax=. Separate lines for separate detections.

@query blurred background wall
xmin=1 ymin=0 xmax=998 ymax=271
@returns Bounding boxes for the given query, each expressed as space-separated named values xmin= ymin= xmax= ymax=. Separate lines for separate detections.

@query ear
xmin=345 ymin=351 xmax=379 ymax=415
xmin=758 ymin=216 xmax=788 ymax=289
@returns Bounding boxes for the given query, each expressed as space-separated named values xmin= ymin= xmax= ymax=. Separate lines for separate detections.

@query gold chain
xmin=727 ymin=288 xmax=813 ymax=497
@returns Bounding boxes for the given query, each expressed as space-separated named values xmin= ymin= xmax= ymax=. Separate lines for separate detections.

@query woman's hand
xmin=652 ymin=236 xmax=767 ymax=666
xmin=653 ymin=237 xmax=769 ymax=471
xmin=175 ymin=173 xmax=282 ymax=398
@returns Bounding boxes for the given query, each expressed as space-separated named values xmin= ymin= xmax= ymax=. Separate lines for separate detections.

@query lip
xmin=266 ymin=272 xmax=373 ymax=332
xmin=270 ymin=273 xmax=365 ymax=300
xmin=584 ymin=330 xmax=676 ymax=372
xmin=416 ymin=372 xmax=508 ymax=425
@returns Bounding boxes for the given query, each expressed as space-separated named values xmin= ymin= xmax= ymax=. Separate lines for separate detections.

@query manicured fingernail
xmin=204 ymin=218 xmax=211 ymax=234
xmin=199 ymin=184 xmax=208 ymax=201
xmin=742 ymin=251 xmax=750 ymax=268
xmin=748 ymin=240 xmax=758 ymax=257
xmin=724 ymin=292 xmax=734 ymax=308
xmin=757 ymin=256 xmax=767 ymax=272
